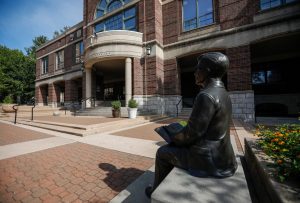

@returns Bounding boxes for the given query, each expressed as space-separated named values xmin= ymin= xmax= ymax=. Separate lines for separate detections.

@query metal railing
xmin=176 ymin=98 xmax=182 ymax=117
xmin=31 ymin=101 xmax=36 ymax=121
xmin=13 ymin=104 xmax=19 ymax=124
xmin=71 ymin=97 xmax=96 ymax=116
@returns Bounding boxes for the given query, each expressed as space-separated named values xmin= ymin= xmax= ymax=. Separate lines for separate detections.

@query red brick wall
xmin=48 ymin=83 xmax=58 ymax=103
xmin=35 ymin=86 xmax=42 ymax=104
xmin=226 ymin=45 xmax=252 ymax=91
xmin=133 ymin=58 xmax=144 ymax=95
xmin=65 ymin=80 xmax=78 ymax=102
xmin=164 ymin=58 xmax=180 ymax=95
xmin=154 ymin=0 xmax=163 ymax=44
xmin=156 ymin=57 xmax=164 ymax=95
xmin=48 ymin=54 xmax=55 ymax=75
xmin=138 ymin=1 xmax=145 ymax=35
xmin=84 ymin=0 xmax=99 ymax=37
xmin=218 ymin=0 xmax=255 ymax=30
xmin=162 ymin=0 xmax=180 ymax=44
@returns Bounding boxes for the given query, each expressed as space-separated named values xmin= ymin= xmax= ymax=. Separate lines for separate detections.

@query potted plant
xmin=127 ymin=98 xmax=138 ymax=119
xmin=111 ymin=100 xmax=121 ymax=118
xmin=1 ymin=95 xmax=16 ymax=113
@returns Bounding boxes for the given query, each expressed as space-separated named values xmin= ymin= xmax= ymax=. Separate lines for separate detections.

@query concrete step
xmin=17 ymin=115 xmax=170 ymax=136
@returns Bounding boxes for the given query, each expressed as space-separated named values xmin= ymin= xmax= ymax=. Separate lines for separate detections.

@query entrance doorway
xmin=93 ymin=59 xmax=125 ymax=106
xmin=251 ymin=32 xmax=300 ymax=117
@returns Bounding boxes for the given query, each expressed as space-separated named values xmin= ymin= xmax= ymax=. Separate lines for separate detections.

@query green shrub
xmin=111 ymin=100 xmax=121 ymax=110
xmin=128 ymin=99 xmax=138 ymax=108
xmin=3 ymin=95 xmax=14 ymax=104
xmin=255 ymin=124 xmax=300 ymax=182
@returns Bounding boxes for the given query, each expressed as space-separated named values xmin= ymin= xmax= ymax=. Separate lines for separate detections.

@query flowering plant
xmin=255 ymin=124 xmax=300 ymax=182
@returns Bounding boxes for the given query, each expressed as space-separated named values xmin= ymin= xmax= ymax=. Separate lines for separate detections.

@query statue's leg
xmin=152 ymin=144 xmax=188 ymax=190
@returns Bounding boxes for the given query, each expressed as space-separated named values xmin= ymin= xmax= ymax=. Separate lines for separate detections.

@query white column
xmin=125 ymin=58 xmax=132 ymax=107
xmin=85 ymin=68 xmax=92 ymax=108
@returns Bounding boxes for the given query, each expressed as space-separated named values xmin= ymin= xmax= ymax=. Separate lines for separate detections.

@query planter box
xmin=244 ymin=138 xmax=299 ymax=203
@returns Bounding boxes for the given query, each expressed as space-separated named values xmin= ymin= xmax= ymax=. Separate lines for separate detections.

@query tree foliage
xmin=53 ymin=26 xmax=70 ymax=39
xmin=25 ymin=35 xmax=48 ymax=59
xmin=0 ymin=45 xmax=36 ymax=103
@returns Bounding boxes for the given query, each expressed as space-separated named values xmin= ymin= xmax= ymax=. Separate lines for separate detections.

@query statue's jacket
xmin=172 ymin=78 xmax=238 ymax=178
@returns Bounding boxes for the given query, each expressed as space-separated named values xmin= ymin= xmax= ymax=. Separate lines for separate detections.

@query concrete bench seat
xmin=151 ymin=136 xmax=252 ymax=203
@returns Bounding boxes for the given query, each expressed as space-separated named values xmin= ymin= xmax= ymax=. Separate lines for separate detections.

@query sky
xmin=0 ymin=0 xmax=83 ymax=53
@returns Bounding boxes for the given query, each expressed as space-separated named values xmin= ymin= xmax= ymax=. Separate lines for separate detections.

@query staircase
xmin=16 ymin=115 xmax=169 ymax=136
xmin=76 ymin=107 xmax=128 ymax=117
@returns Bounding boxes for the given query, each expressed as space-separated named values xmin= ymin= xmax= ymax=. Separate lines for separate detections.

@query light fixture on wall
xmin=146 ymin=45 xmax=151 ymax=56
xmin=80 ymin=59 xmax=85 ymax=73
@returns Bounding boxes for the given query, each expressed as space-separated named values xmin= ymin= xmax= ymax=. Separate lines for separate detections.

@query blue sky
xmin=0 ymin=0 xmax=83 ymax=53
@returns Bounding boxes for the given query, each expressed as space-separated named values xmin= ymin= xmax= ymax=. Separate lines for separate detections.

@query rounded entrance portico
xmin=84 ymin=30 xmax=143 ymax=107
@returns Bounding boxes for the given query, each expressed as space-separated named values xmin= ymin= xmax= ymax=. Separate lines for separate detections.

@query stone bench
xmin=151 ymin=136 xmax=252 ymax=203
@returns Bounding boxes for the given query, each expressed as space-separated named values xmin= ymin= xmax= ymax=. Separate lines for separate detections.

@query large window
xmin=75 ymin=41 xmax=84 ymax=63
xmin=260 ymin=0 xmax=298 ymax=10
xmin=95 ymin=6 xmax=136 ymax=33
xmin=41 ymin=56 xmax=48 ymax=75
xmin=95 ymin=0 xmax=132 ymax=19
xmin=55 ymin=50 xmax=64 ymax=70
xmin=182 ymin=0 xmax=214 ymax=31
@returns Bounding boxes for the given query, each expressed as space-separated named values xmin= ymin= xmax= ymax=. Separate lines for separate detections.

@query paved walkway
xmin=0 ymin=117 xmax=254 ymax=203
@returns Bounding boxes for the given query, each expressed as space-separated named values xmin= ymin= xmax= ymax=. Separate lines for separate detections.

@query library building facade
xmin=35 ymin=0 xmax=300 ymax=121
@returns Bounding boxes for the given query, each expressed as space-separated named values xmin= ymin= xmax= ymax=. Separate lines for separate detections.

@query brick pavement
xmin=112 ymin=118 xmax=183 ymax=141
xmin=0 ymin=142 xmax=154 ymax=203
xmin=0 ymin=123 xmax=53 ymax=146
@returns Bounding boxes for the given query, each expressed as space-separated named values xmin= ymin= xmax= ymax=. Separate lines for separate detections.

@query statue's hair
xmin=196 ymin=52 xmax=229 ymax=78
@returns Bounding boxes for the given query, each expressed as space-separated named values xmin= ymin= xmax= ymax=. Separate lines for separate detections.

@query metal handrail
xmin=31 ymin=101 xmax=36 ymax=121
xmin=12 ymin=104 xmax=19 ymax=124
xmin=176 ymin=98 xmax=182 ymax=117
xmin=81 ymin=97 xmax=96 ymax=108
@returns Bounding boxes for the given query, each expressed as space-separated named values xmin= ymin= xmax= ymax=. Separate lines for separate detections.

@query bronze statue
xmin=145 ymin=52 xmax=237 ymax=198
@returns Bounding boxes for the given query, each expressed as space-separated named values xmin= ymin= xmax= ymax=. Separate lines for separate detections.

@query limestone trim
xmin=160 ymin=0 xmax=175 ymax=5
xmin=165 ymin=11 xmax=300 ymax=50
xmin=35 ymin=69 xmax=82 ymax=87
xmin=85 ymin=30 xmax=143 ymax=67
xmin=36 ymin=38 xmax=83 ymax=60
xmin=164 ymin=13 xmax=300 ymax=59
xmin=37 ymin=21 xmax=83 ymax=51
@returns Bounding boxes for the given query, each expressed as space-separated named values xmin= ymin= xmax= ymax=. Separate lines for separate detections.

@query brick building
xmin=35 ymin=0 xmax=300 ymax=121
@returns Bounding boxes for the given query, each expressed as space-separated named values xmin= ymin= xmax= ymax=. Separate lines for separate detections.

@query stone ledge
xmin=244 ymin=138 xmax=300 ymax=203
xmin=151 ymin=156 xmax=251 ymax=203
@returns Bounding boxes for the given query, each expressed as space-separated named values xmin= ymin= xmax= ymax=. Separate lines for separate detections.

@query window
xmin=95 ymin=0 xmax=132 ymax=19
xmin=252 ymin=69 xmax=282 ymax=85
xmin=77 ymin=29 xmax=82 ymax=38
xmin=260 ymin=0 xmax=298 ymax=10
xmin=41 ymin=56 xmax=48 ymax=74
xmin=94 ymin=6 xmax=136 ymax=33
xmin=75 ymin=41 xmax=84 ymax=63
xmin=182 ymin=0 xmax=214 ymax=31
xmin=56 ymin=50 xmax=64 ymax=70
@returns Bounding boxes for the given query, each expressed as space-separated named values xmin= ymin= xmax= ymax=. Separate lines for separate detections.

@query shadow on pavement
xmin=99 ymin=163 xmax=146 ymax=192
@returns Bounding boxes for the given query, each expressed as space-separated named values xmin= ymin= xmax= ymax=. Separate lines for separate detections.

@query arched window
xmin=95 ymin=0 xmax=132 ymax=19
xmin=182 ymin=0 xmax=214 ymax=31
xmin=95 ymin=6 xmax=136 ymax=33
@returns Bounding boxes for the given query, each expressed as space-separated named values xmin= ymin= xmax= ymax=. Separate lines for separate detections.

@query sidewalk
xmin=0 ymin=117 xmax=255 ymax=203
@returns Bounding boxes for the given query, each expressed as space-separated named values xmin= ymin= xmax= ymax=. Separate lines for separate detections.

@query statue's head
xmin=194 ymin=52 xmax=229 ymax=86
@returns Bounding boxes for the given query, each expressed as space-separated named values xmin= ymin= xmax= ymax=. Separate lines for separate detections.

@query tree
xmin=0 ymin=45 xmax=36 ymax=103
xmin=53 ymin=26 xmax=70 ymax=39
xmin=25 ymin=35 xmax=48 ymax=59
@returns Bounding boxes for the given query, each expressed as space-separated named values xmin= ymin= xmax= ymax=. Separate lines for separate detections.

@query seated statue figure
xmin=145 ymin=52 xmax=238 ymax=198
